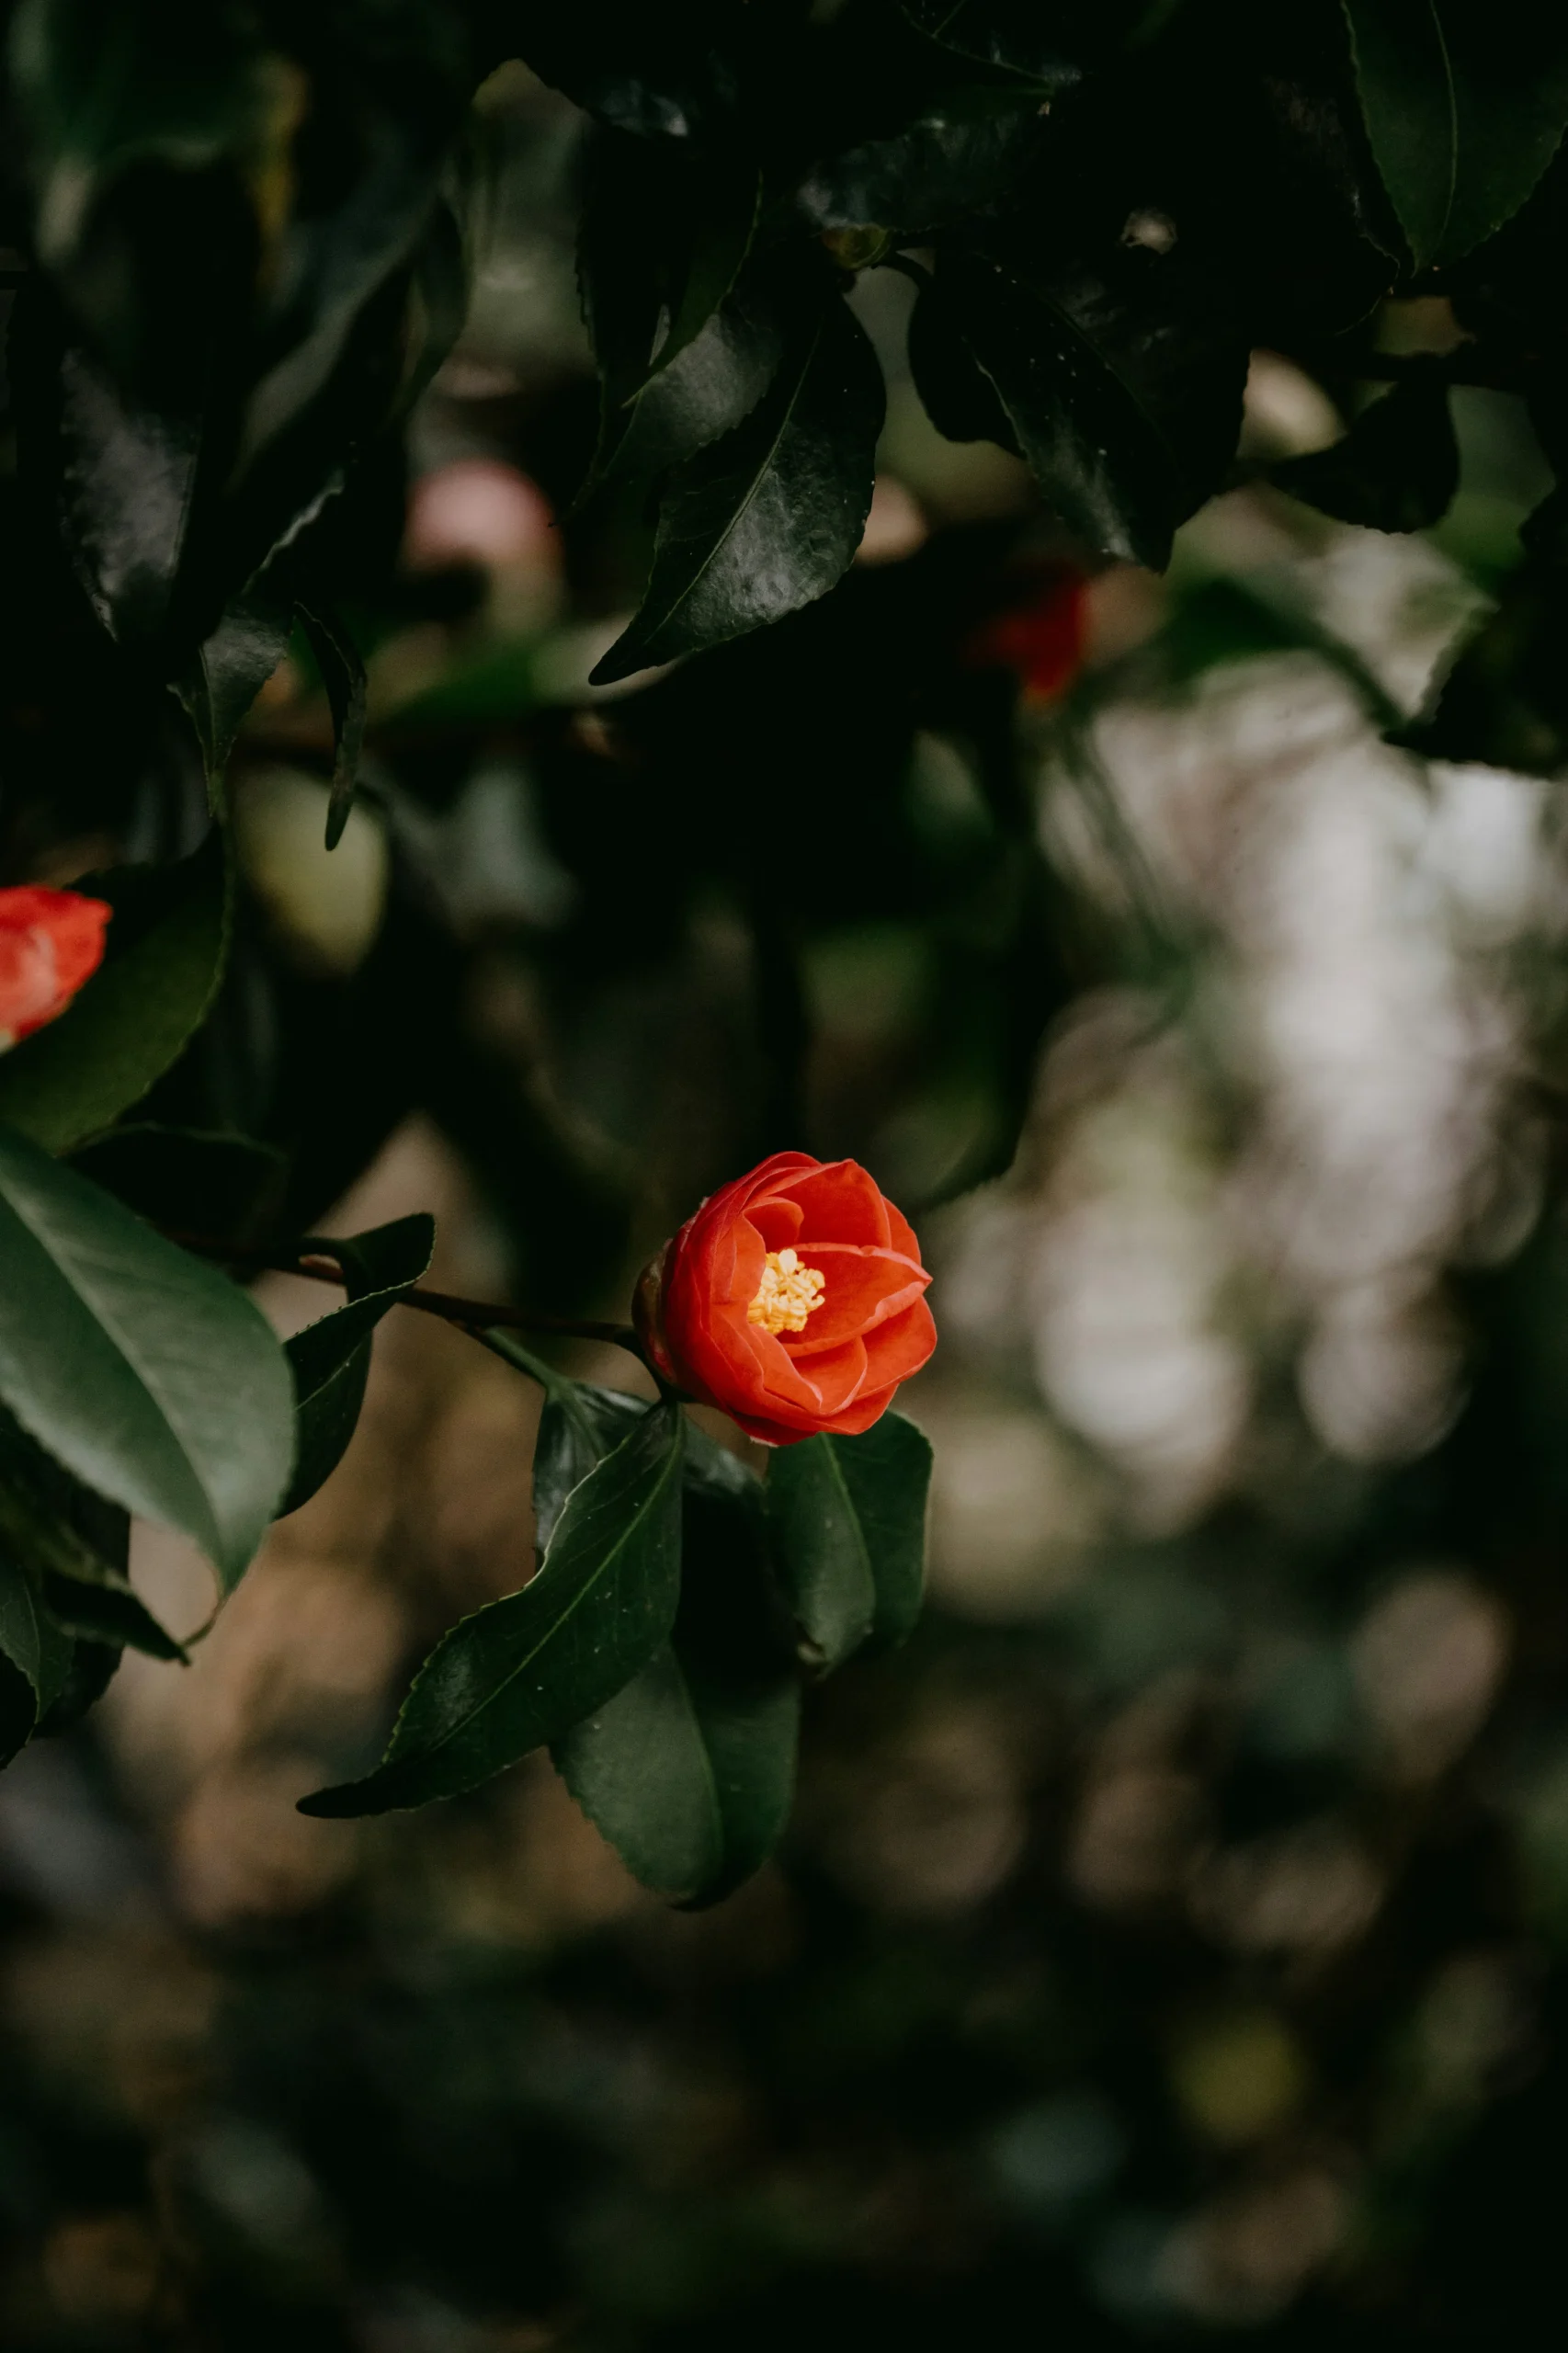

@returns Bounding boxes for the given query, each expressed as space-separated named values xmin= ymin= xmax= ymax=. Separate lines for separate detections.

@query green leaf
xmin=554 ymin=1442 xmax=799 ymax=1905
xmin=529 ymin=1378 xmax=762 ymax=1555
xmin=906 ymin=274 xmax=1021 ymax=451
xmin=0 ymin=1405 xmax=130 ymax=1586
xmin=0 ymin=1552 xmax=74 ymax=1761
xmin=797 ymin=107 xmax=1045 ymax=235
xmin=176 ymin=576 xmax=295 ymax=806
xmin=591 ymin=289 xmax=885 ymax=683
xmin=507 ymin=3 xmax=750 ymax=141
xmin=52 ymin=339 xmax=205 ymax=649
xmin=900 ymin=0 xmax=1099 ymax=85
xmin=554 ymin=1638 xmax=799 ymax=1908
xmin=0 ymin=1409 xmax=129 ymax=1749
xmin=0 ymin=832 xmax=230 ymax=1156
xmin=229 ymin=11 xmax=472 ymax=469
xmin=765 ymin=1410 xmax=933 ymax=1672
xmin=554 ymin=1646 xmax=739 ymax=1898
xmin=35 ymin=1634 xmax=123 ymax=1739
xmin=0 ymin=1407 xmax=184 ymax=1662
xmin=641 ymin=158 xmax=763 ymax=395
xmin=1271 ymin=367 xmax=1459 ymax=532
xmin=599 ymin=277 xmax=788 ymax=494
xmin=530 ymin=1380 xmax=647 ymax=1557
xmin=300 ymin=1401 xmax=686 ymax=1817
xmin=294 ymin=601 xmax=368 ymax=850
xmin=574 ymin=131 xmax=766 ymax=504
xmin=947 ymin=235 xmax=1248 ymax=569
xmin=40 ymin=1570 xmax=186 ymax=1663
xmin=0 ymin=1123 xmax=295 ymax=1589
xmin=577 ymin=128 xmax=668 ymax=411
xmin=280 ymin=1214 xmax=436 ymax=1515
xmin=1342 ymin=1 xmax=1568 ymax=270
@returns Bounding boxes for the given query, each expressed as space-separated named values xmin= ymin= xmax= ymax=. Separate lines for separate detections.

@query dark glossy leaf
xmin=0 ymin=1406 xmax=129 ymax=1586
xmin=1342 ymin=0 xmax=1568 ymax=269
xmin=765 ymin=1410 xmax=932 ymax=1672
xmin=900 ymin=0 xmax=1099 ymax=85
xmin=577 ymin=129 xmax=669 ymax=412
xmin=281 ymin=1214 xmax=436 ymax=1516
xmin=553 ymin=1632 xmax=799 ymax=1906
xmin=509 ymin=0 xmax=746 ymax=138
xmin=591 ymin=290 xmax=885 ymax=683
xmin=907 ymin=275 xmax=1020 ymax=450
xmin=0 ymin=1123 xmax=295 ymax=1589
xmin=0 ymin=831 xmax=230 ymax=1156
xmin=602 ymin=276 xmax=789 ymax=492
xmin=643 ymin=159 xmax=763 ymax=394
xmin=574 ymin=131 xmax=766 ymax=501
xmin=35 ymin=1635 xmax=123 ymax=1738
xmin=54 ymin=340 xmax=205 ymax=648
xmin=230 ymin=10 xmax=473 ymax=470
xmin=1271 ymin=368 xmax=1458 ymax=531
xmin=40 ymin=1570 xmax=186 ymax=1663
xmin=0 ymin=1553 xmax=74 ymax=1760
xmin=530 ymin=1377 xmax=758 ymax=1554
xmin=0 ymin=1409 xmax=130 ymax=1747
xmin=683 ymin=1420 xmax=764 ymax=1506
xmin=176 ymin=576 xmax=295 ymax=805
xmin=0 ymin=1408 xmax=183 ymax=1661
xmin=294 ymin=601 xmax=369 ymax=850
xmin=530 ymin=1380 xmax=647 ymax=1558
xmin=554 ymin=1645 xmax=737 ymax=1898
xmin=300 ymin=1402 xmax=685 ymax=1816
xmin=947 ymin=235 xmax=1248 ymax=567
xmin=797 ymin=107 xmax=1045 ymax=234
xmin=548 ymin=1388 xmax=796 ymax=1904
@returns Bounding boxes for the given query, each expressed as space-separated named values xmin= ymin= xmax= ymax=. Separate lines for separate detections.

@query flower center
xmin=747 ymin=1246 xmax=825 ymax=1336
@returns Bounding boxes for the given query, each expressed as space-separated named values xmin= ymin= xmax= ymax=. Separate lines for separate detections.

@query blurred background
xmin=6 ymin=60 xmax=1568 ymax=2349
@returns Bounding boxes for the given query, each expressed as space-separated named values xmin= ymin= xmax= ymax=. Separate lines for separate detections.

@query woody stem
xmin=175 ymin=1237 xmax=645 ymax=1361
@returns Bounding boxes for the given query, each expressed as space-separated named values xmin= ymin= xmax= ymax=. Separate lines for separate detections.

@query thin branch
xmin=176 ymin=1236 xmax=643 ymax=1358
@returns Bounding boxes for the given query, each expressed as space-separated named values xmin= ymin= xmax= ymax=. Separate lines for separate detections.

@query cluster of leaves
xmin=305 ymin=1358 xmax=929 ymax=1908
xmin=557 ymin=0 xmax=1568 ymax=673
xmin=6 ymin=0 xmax=1568 ymax=1875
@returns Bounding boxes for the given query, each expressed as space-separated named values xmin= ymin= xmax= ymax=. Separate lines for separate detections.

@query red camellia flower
xmin=0 ymin=885 xmax=111 ymax=1051
xmin=636 ymin=1152 xmax=936 ymax=1445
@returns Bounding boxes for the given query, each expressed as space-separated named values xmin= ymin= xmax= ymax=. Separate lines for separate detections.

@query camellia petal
xmin=773 ymin=1160 xmax=891 ymax=1246
xmin=635 ymin=1151 xmax=935 ymax=1444
xmin=784 ymin=1245 xmax=926 ymax=1353
xmin=0 ymin=885 xmax=112 ymax=1051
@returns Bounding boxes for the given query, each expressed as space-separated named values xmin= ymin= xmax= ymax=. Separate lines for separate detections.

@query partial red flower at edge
xmin=635 ymin=1152 xmax=937 ymax=1446
xmin=0 ymin=885 xmax=111 ymax=1051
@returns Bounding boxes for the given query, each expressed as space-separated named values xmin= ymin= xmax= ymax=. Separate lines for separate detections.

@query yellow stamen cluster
xmin=747 ymin=1246 xmax=825 ymax=1336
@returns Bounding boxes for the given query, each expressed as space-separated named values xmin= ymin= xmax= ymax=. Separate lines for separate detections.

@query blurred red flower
xmin=0 ymin=885 xmax=111 ymax=1051
xmin=637 ymin=1152 xmax=936 ymax=1445
xmin=961 ymin=562 xmax=1087 ymax=703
